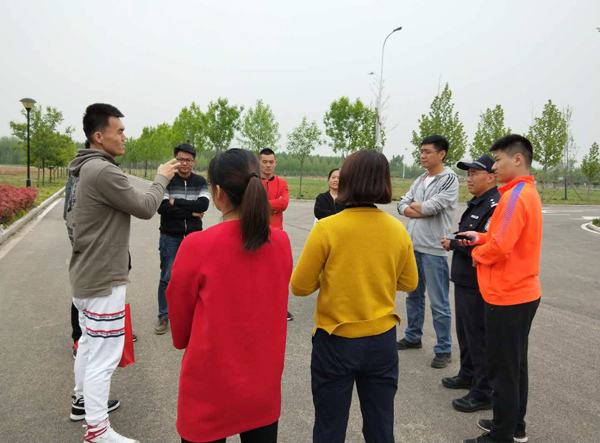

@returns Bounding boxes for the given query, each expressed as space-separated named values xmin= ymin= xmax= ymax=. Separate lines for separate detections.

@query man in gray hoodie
xmin=396 ymin=135 xmax=458 ymax=369
xmin=66 ymin=103 xmax=179 ymax=443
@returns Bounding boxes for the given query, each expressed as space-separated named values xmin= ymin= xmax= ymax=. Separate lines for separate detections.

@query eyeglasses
xmin=175 ymin=158 xmax=195 ymax=164
xmin=420 ymin=149 xmax=439 ymax=156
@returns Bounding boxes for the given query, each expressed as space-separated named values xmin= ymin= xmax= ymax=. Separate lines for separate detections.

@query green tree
xmin=0 ymin=136 xmax=22 ymax=164
xmin=238 ymin=99 xmax=281 ymax=154
xmin=411 ymin=83 xmax=467 ymax=165
xmin=172 ymin=102 xmax=206 ymax=149
xmin=204 ymin=98 xmax=244 ymax=153
xmin=323 ymin=97 xmax=383 ymax=158
xmin=470 ymin=105 xmax=511 ymax=159
xmin=286 ymin=117 xmax=323 ymax=197
xmin=10 ymin=105 xmax=74 ymax=185
xmin=581 ymin=142 xmax=600 ymax=200
xmin=390 ymin=154 xmax=405 ymax=177
xmin=527 ymin=100 xmax=568 ymax=199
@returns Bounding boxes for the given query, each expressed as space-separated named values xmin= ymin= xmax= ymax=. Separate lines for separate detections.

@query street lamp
xmin=374 ymin=26 xmax=402 ymax=153
xmin=20 ymin=98 xmax=36 ymax=187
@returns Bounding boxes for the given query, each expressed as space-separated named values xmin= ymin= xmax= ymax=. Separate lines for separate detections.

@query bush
xmin=0 ymin=184 xmax=39 ymax=225
xmin=593 ymin=218 xmax=600 ymax=228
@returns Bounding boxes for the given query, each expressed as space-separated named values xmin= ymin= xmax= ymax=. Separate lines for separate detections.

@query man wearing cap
xmin=154 ymin=144 xmax=210 ymax=335
xmin=440 ymin=154 xmax=500 ymax=413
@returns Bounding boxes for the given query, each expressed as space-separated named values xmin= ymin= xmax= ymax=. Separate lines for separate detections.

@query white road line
xmin=582 ymin=216 xmax=598 ymax=220
xmin=0 ymin=199 xmax=62 ymax=262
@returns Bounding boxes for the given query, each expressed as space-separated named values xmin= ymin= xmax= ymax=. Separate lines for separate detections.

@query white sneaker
xmin=83 ymin=419 xmax=139 ymax=443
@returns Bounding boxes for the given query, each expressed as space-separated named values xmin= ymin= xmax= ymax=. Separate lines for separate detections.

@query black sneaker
xmin=431 ymin=352 xmax=452 ymax=368
xmin=397 ymin=338 xmax=422 ymax=350
xmin=442 ymin=375 xmax=471 ymax=389
xmin=287 ymin=311 xmax=294 ymax=321
xmin=70 ymin=396 xmax=121 ymax=421
xmin=452 ymin=394 xmax=493 ymax=413
xmin=478 ymin=419 xmax=528 ymax=443
xmin=462 ymin=432 xmax=496 ymax=443
xmin=132 ymin=334 xmax=138 ymax=342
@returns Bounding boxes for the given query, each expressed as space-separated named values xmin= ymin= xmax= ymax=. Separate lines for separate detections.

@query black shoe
xmin=397 ymin=338 xmax=422 ymax=350
xmin=478 ymin=420 xmax=528 ymax=443
xmin=463 ymin=432 xmax=496 ymax=443
xmin=70 ymin=396 xmax=121 ymax=421
xmin=132 ymin=333 xmax=138 ymax=342
xmin=442 ymin=375 xmax=471 ymax=389
xmin=453 ymin=394 xmax=493 ymax=413
xmin=287 ymin=311 xmax=294 ymax=321
xmin=431 ymin=352 xmax=452 ymax=368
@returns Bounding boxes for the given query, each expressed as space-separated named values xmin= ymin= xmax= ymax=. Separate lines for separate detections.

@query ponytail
xmin=208 ymin=149 xmax=271 ymax=251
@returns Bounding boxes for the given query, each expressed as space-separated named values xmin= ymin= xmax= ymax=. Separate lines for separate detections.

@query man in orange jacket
xmin=460 ymin=135 xmax=542 ymax=443
xmin=260 ymin=148 xmax=293 ymax=321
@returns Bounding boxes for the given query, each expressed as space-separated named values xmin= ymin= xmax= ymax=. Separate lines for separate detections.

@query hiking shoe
xmin=70 ymin=396 xmax=120 ymax=421
xmin=478 ymin=419 xmax=528 ymax=442
xmin=83 ymin=419 xmax=139 ymax=443
xmin=287 ymin=311 xmax=294 ymax=321
xmin=132 ymin=333 xmax=138 ymax=342
xmin=431 ymin=352 xmax=452 ymax=368
xmin=442 ymin=375 xmax=471 ymax=389
xmin=397 ymin=338 xmax=422 ymax=350
xmin=154 ymin=318 xmax=168 ymax=335
xmin=452 ymin=394 xmax=493 ymax=413
xmin=462 ymin=432 xmax=496 ymax=443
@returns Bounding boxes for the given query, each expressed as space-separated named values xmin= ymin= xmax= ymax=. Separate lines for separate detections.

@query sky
xmin=1 ymin=0 xmax=599 ymax=164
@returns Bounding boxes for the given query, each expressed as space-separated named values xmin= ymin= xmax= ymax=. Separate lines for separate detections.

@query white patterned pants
xmin=72 ymin=285 xmax=126 ymax=425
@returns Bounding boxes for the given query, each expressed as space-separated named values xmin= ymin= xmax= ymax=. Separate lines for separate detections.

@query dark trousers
xmin=181 ymin=421 xmax=278 ymax=443
xmin=158 ymin=233 xmax=183 ymax=319
xmin=486 ymin=299 xmax=540 ymax=442
xmin=311 ymin=327 xmax=398 ymax=443
xmin=71 ymin=302 xmax=82 ymax=343
xmin=455 ymin=284 xmax=491 ymax=401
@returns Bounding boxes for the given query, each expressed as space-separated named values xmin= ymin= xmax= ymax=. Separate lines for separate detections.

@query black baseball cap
xmin=174 ymin=143 xmax=196 ymax=158
xmin=457 ymin=154 xmax=495 ymax=173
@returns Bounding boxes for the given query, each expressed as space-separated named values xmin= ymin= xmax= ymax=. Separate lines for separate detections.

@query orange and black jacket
xmin=472 ymin=175 xmax=542 ymax=306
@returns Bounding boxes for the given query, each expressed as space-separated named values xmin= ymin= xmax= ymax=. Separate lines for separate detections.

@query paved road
xmin=1 ymin=176 xmax=599 ymax=442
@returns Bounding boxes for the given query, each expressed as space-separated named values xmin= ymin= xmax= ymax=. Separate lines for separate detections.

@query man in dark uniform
xmin=440 ymin=154 xmax=501 ymax=413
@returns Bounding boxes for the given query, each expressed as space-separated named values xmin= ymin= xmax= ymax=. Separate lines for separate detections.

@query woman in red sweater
xmin=166 ymin=148 xmax=293 ymax=443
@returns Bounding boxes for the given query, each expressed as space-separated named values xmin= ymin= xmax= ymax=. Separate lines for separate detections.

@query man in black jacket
xmin=155 ymin=144 xmax=210 ymax=334
xmin=440 ymin=154 xmax=501 ymax=413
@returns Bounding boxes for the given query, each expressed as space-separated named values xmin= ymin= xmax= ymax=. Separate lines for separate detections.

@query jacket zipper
xmin=183 ymin=180 xmax=187 ymax=237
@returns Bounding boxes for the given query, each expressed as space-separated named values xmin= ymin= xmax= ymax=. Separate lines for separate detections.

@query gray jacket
xmin=397 ymin=168 xmax=459 ymax=256
xmin=67 ymin=149 xmax=169 ymax=298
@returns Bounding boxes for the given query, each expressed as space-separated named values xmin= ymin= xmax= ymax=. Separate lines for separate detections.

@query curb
xmin=587 ymin=222 xmax=600 ymax=234
xmin=0 ymin=186 xmax=66 ymax=247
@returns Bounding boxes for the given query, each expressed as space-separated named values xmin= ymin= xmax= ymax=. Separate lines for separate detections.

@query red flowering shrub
xmin=0 ymin=184 xmax=39 ymax=225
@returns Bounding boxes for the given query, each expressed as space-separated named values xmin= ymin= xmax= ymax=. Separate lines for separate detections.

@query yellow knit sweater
xmin=291 ymin=206 xmax=419 ymax=338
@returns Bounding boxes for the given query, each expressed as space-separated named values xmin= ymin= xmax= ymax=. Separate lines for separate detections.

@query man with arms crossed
xmin=441 ymin=154 xmax=500 ymax=413
xmin=67 ymin=104 xmax=178 ymax=443
xmin=259 ymin=148 xmax=293 ymax=321
xmin=396 ymin=135 xmax=458 ymax=368
xmin=154 ymin=143 xmax=209 ymax=335
xmin=461 ymin=135 xmax=542 ymax=443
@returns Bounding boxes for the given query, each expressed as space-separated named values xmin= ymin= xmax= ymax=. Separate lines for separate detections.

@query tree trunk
xmin=42 ymin=160 xmax=45 ymax=186
xmin=541 ymin=166 xmax=547 ymax=201
xmin=588 ymin=185 xmax=591 ymax=201
xmin=144 ymin=160 xmax=148 ymax=178
xmin=299 ymin=161 xmax=304 ymax=198
xmin=37 ymin=161 xmax=41 ymax=186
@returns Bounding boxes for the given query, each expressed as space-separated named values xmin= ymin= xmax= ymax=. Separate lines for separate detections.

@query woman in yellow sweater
xmin=291 ymin=150 xmax=419 ymax=443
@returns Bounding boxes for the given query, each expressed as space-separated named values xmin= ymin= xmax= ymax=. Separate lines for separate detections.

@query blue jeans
xmin=404 ymin=251 xmax=452 ymax=354
xmin=158 ymin=233 xmax=183 ymax=319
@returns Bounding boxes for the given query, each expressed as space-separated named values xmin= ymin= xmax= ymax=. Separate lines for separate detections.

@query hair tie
xmin=247 ymin=172 xmax=259 ymax=183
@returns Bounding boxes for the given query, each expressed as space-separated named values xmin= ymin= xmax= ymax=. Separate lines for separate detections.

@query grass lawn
xmin=124 ymin=168 xmax=600 ymax=205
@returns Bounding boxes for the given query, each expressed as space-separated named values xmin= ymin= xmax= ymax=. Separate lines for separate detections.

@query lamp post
xmin=20 ymin=98 xmax=36 ymax=187
xmin=374 ymin=26 xmax=402 ymax=153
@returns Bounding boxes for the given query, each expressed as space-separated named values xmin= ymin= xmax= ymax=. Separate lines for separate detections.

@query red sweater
xmin=166 ymin=221 xmax=293 ymax=442
xmin=262 ymin=175 xmax=289 ymax=229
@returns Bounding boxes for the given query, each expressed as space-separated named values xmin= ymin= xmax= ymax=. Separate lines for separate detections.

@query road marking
xmin=0 ymin=199 xmax=62 ymax=262
xmin=581 ymin=223 xmax=600 ymax=235
xmin=582 ymin=216 xmax=598 ymax=220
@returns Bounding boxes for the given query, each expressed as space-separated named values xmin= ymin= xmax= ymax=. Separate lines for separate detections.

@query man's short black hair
xmin=83 ymin=103 xmax=124 ymax=143
xmin=421 ymin=135 xmax=450 ymax=154
xmin=490 ymin=134 xmax=533 ymax=168
xmin=259 ymin=148 xmax=276 ymax=157
xmin=174 ymin=143 xmax=196 ymax=158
